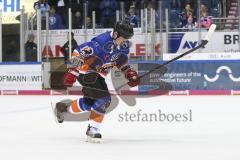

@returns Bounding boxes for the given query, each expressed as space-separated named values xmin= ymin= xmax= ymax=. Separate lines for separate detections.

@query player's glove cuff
xmin=63 ymin=69 xmax=78 ymax=87
xmin=69 ymin=56 xmax=84 ymax=67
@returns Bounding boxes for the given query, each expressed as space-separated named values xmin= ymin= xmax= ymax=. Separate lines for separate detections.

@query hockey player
xmin=54 ymin=21 xmax=140 ymax=142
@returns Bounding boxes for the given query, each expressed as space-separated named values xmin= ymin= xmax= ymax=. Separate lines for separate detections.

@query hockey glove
xmin=125 ymin=68 xmax=140 ymax=87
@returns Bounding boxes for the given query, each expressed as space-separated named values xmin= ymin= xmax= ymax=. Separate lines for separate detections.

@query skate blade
xmin=86 ymin=136 xmax=102 ymax=143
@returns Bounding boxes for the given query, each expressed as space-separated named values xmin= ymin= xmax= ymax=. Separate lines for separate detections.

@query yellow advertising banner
xmin=0 ymin=0 xmax=35 ymax=24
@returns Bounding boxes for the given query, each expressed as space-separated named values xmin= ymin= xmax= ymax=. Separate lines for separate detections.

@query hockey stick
xmin=115 ymin=24 xmax=217 ymax=91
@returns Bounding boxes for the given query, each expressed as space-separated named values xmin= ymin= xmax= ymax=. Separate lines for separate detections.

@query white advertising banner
xmin=0 ymin=64 xmax=42 ymax=90
xmin=0 ymin=63 xmax=119 ymax=91
xmin=163 ymin=31 xmax=240 ymax=60
xmin=171 ymin=32 xmax=240 ymax=54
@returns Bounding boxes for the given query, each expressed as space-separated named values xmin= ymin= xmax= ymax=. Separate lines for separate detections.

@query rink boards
xmin=0 ymin=60 xmax=240 ymax=92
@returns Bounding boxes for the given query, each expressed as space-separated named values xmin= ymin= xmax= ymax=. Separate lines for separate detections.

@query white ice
xmin=0 ymin=95 xmax=240 ymax=160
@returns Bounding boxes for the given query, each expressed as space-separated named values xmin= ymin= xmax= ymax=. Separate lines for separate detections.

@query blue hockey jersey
xmin=72 ymin=31 xmax=130 ymax=76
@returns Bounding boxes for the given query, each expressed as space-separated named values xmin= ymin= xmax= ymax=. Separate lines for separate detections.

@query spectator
xmin=184 ymin=0 xmax=194 ymax=9
xmin=57 ymin=0 xmax=64 ymax=6
xmin=179 ymin=4 xmax=196 ymax=27
xmin=57 ymin=0 xmax=67 ymax=27
xmin=49 ymin=6 xmax=64 ymax=30
xmin=187 ymin=10 xmax=196 ymax=22
xmin=199 ymin=8 xmax=213 ymax=29
xmin=25 ymin=34 xmax=37 ymax=62
xmin=130 ymin=0 xmax=137 ymax=7
xmin=184 ymin=3 xmax=193 ymax=13
xmin=33 ymin=0 xmax=50 ymax=17
xmin=61 ymin=32 xmax=78 ymax=63
xmin=201 ymin=0 xmax=211 ymax=9
xmin=86 ymin=16 xmax=92 ymax=28
xmin=99 ymin=0 xmax=118 ymax=28
xmin=33 ymin=0 xmax=50 ymax=29
xmin=72 ymin=11 xmax=83 ymax=29
xmin=126 ymin=6 xmax=139 ymax=27
xmin=183 ymin=15 xmax=196 ymax=31
xmin=200 ymin=3 xmax=208 ymax=13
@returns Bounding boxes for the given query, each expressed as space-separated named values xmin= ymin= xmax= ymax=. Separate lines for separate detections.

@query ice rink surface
xmin=0 ymin=95 xmax=240 ymax=160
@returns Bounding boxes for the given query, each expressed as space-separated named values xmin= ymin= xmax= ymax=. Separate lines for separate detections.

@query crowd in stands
xmin=177 ymin=3 xmax=213 ymax=31
xmin=32 ymin=0 xmax=225 ymax=31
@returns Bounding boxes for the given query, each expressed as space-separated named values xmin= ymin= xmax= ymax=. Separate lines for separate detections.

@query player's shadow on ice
xmin=60 ymin=62 xmax=172 ymax=121
xmin=59 ymin=81 xmax=172 ymax=122
xmin=110 ymin=62 xmax=173 ymax=107
xmin=114 ymin=81 xmax=172 ymax=107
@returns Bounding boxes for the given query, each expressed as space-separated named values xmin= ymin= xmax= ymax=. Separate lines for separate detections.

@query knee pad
xmin=92 ymin=96 xmax=111 ymax=114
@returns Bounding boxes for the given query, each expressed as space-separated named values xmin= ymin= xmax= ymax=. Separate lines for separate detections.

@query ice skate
xmin=86 ymin=125 xmax=102 ymax=143
xmin=53 ymin=102 xmax=68 ymax=123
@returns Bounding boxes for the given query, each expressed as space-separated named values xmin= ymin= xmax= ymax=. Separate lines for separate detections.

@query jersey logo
xmin=80 ymin=46 xmax=93 ymax=57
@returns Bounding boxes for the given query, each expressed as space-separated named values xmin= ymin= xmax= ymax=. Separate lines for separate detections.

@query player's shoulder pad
xmin=91 ymin=31 xmax=112 ymax=46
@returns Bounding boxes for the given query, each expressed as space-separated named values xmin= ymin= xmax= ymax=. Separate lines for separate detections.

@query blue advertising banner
xmin=137 ymin=61 xmax=240 ymax=90
xmin=168 ymin=33 xmax=185 ymax=53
